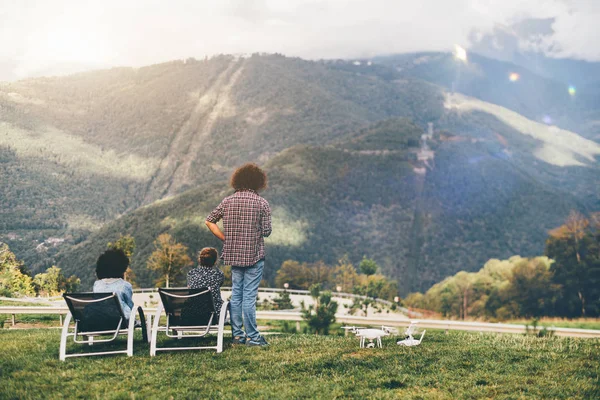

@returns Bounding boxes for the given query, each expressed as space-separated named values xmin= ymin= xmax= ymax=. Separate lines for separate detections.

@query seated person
xmin=187 ymin=247 xmax=224 ymax=318
xmin=93 ymin=249 xmax=134 ymax=321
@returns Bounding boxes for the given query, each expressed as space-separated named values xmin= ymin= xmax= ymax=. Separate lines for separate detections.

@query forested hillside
xmin=57 ymin=116 xmax=591 ymax=293
xmin=1 ymin=53 xmax=598 ymax=292
xmin=0 ymin=54 xmax=445 ymax=273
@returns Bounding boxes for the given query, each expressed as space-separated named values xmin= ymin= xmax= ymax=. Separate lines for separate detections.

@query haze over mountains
xmin=1 ymin=51 xmax=598 ymax=293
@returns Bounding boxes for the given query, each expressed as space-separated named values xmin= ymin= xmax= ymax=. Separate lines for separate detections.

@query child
xmin=93 ymin=248 xmax=134 ymax=320
xmin=205 ymin=163 xmax=272 ymax=346
xmin=187 ymin=247 xmax=224 ymax=318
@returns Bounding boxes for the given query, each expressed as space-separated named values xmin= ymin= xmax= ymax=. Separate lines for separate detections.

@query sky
xmin=1 ymin=0 xmax=599 ymax=80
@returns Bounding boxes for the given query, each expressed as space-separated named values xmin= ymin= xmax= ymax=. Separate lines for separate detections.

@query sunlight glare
xmin=454 ymin=45 xmax=467 ymax=62
xmin=16 ymin=22 xmax=112 ymax=77
xmin=44 ymin=27 xmax=108 ymax=65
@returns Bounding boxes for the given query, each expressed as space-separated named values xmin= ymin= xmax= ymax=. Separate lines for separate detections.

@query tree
xmin=301 ymin=284 xmax=338 ymax=334
xmin=331 ymin=257 xmax=358 ymax=292
xmin=349 ymin=284 xmax=375 ymax=317
xmin=550 ymin=211 xmax=589 ymax=263
xmin=0 ymin=242 xmax=35 ymax=297
xmin=508 ymin=258 xmax=558 ymax=318
xmin=221 ymin=265 xmax=232 ymax=286
xmin=275 ymin=260 xmax=313 ymax=289
xmin=33 ymin=266 xmax=80 ymax=296
xmin=64 ymin=275 xmax=81 ymax=293
xmin=404 ymin=292 xmax=425 ymax=309
xmin=107 ymin=234 xmax=135 ymax=258
xmin=307 ymin=261 xmax=331 ymax=287
xmin=147 ymin=234 xmax=192 ymax=288
xmin=359 ymin=257 xmax=379 ymax=276
xmin=365 ymin=275 xmax=398 ymax=300
xmin=273 ymin=290 xmax=294 ymax=310
xmin=406 ymin=256 xmax=556 ymax=320
xmin=453 ymin=271 xmax=475 ymax=320
xmin=108 ymin=234 xmax=137 ymax=286
xmin=547 ymin=213 xmax=600 ymax=317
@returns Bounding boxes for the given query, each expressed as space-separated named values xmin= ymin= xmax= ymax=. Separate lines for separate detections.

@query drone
xmin=341 ymin=325 xmax=399 ymax=348
xmin=396 ymin=322 xmax=426 ymax=347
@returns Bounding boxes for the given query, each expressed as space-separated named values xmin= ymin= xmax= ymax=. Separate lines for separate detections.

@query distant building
xmin=417 ymin=150 xmax=435 ymax=161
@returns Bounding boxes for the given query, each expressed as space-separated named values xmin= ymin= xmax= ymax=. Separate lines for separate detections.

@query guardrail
xmin=254 ymin=311 xmax=600 ymax=338
xmin=133 ymin=287 xmax=413 ymax=315
xmin=2 ymin=306 xmax=600 ymax=338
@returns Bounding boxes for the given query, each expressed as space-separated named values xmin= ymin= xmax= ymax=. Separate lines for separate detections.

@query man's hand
xmin=205 ymin=221 xmax=225 ymax=241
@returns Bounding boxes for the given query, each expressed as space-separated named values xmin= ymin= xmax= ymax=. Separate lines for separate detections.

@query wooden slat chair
xmin=59 ymin=292 xmax=148 ymax=361
xmin=150 ymin=287 xmax=229 ymax=355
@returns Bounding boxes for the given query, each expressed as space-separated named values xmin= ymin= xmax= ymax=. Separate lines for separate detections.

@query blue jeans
xmin=230 ymin=260 xmax=264 ymax=340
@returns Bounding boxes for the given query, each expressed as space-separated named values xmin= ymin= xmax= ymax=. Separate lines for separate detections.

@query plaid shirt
xmin=206 ymin=190 xmax=272 ymax=267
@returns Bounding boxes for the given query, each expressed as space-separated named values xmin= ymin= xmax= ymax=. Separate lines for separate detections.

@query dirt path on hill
xmin=143 ymin=59 xmax=245 ymax=203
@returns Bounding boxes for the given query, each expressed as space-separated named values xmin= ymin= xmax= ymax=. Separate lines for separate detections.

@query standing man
xmin=205 ymin=163 xmax=272 ymax=346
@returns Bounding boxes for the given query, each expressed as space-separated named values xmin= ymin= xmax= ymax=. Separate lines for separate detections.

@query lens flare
xmin=543 ymin=115 xmax=553 ymax=124
xmin=568 ymin=85 xmax=576 ymax=96
xmin=509 ymin=72 xmax=520 ymax=82
xmin=454 ymin=45 xmax=467 ymax=62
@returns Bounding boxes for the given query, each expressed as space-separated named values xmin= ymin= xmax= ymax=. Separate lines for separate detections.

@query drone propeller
xmin=341 ymin=326 xmax=357 ymax=330
xmin=381 ymin=326 xmax=399 ymax=334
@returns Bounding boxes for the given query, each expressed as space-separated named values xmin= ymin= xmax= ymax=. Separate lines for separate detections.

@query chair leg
xmin=146 ymin=315 xmax=152 ymax=343
xmin=150 ymin=304 xmax=163 ymax=357
xmin=59 ymin=313 xmax=72 ymax=361
xmin=127 ymin=310 xmax=137 ymax=357
xmin=217 ymin=301 xmax=229 ymax=353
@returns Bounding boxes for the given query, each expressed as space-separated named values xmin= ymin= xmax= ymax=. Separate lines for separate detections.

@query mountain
xmin=0 ymin=54 xmax=440 ymax=272
xmin=57 ymin=113 xmax=595 ymax=293
xmin=1 ymin=53 xmax=598 ymax=293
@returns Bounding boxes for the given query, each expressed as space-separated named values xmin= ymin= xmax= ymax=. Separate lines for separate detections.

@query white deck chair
xmin=397 ymin=330 xmax=426 ymax=347
xmin=150 ymin=287 xmax=229 ymax=356
xmin=59 ymin=292 xmax=149 ymax=361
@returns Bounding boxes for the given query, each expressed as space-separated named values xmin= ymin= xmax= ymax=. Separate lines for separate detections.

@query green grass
xmin=0 ymin=330 xmax=598 ymax=399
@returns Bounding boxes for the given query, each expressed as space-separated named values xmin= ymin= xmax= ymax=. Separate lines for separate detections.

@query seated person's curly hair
xmin=198 ymin=247 xmax=218 ymax=267
xmin=230 ymin=163 xmax=267 ymax=192
xmin=96 ymin=249 xmax=129 ymax=279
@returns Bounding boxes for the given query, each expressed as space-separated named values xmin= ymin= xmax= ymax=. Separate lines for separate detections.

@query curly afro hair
xmin=198 ymin=247 xmax=218 ymax=267
xmin=230 ymin=163 xmax=267 ymax=192
xmin=96 ymin=248 xmax=130 ymax=279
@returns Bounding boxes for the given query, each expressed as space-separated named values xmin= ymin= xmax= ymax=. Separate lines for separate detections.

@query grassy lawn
xmin=0 ymin=329 xmax=598 ymax=399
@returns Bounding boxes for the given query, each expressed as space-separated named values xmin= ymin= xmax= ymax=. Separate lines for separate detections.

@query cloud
xmin=0 ymin=0 xmax=598 ymax=80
